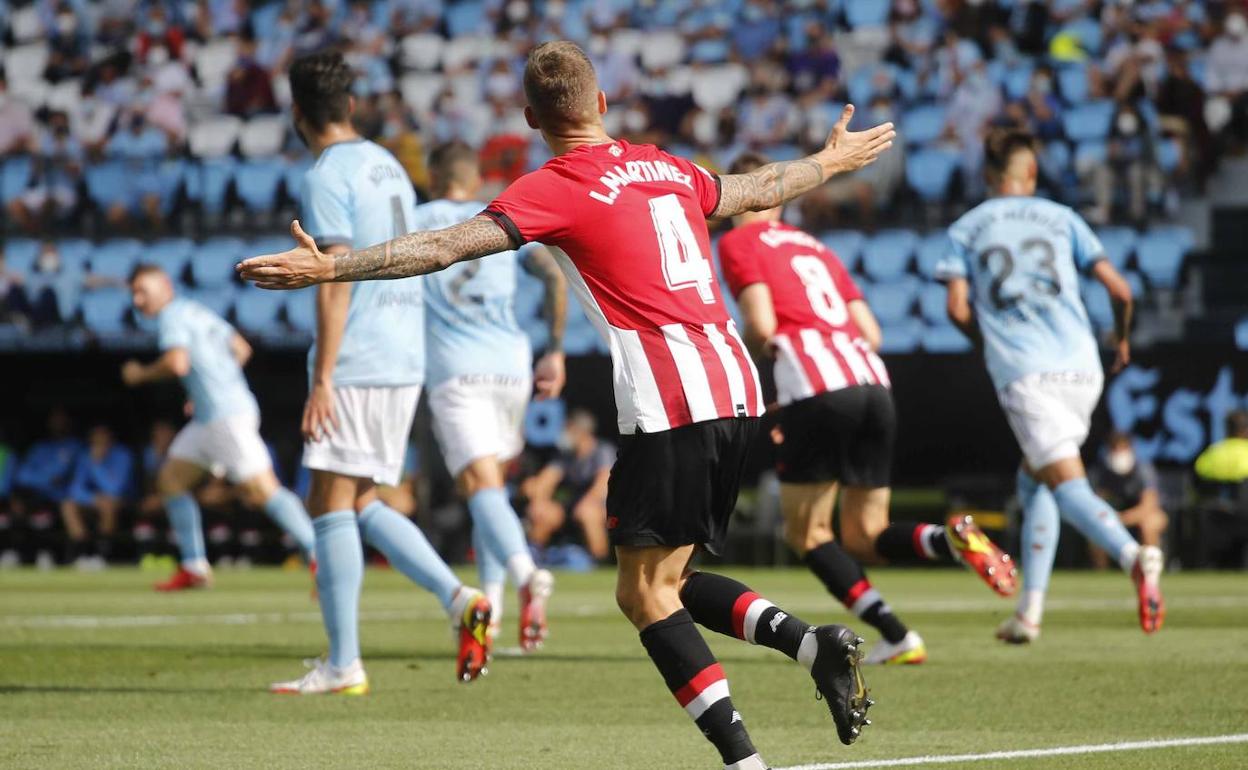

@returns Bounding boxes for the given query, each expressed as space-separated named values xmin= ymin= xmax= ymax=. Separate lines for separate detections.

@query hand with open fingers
xmin=821 ymin=104 xmax=896 ymax=175
xmin=533 ymin=351 xmax=566 ymax=400
xmin=237 ymin=220 xmax=334 ymax=290
xmin=302 ymin=382 xmax=339 ymax=442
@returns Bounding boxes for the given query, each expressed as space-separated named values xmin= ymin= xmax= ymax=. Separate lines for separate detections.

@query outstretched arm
xmin=713 ymin=104 xmax=895 ymax=218
xmin=237 ymin=216 xmax=514 ymax=289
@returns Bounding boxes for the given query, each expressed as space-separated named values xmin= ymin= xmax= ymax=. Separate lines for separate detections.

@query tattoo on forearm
xmin=332 ymin=216 xmax=512 ymax=282
xmin=714 ymin=157 xmax=825 ymax=218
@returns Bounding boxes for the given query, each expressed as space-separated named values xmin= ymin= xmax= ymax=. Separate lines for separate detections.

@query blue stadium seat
xmin=284 ymin=157 xmax=314 ymax=202
xmin=234 ymin=285 xmax=285 ymax=332
xmin=446 ymin=0 xmax=487 ymax=36
xmin=690 ymin=39 xmax=730 ymax=63
xmin=1074 ymin=140 xmax=1108 ymax=169
xmin=1040 ymin=140 xmax=1072 ymax=183
xmin=1062 ymin=100 xmax=1114 ymax=142
xmin=862 ymin=277 xmax=919 ymax=324
xmin=1061 ymin=17 xmax=1103 ymax=54
xmin=186 ymin=286 xmax=234 ymax=318
xmin=1082 ymin=280 xmax=1113 ymax=330
xmin=80 ymin=288 xmax=132 ymax=334
xmin=157 ymin=158 xmax=186 ymax=214
xmin=90 ymin=238 xmax=143 ymax=281
xmin=905 ymin=148 xmax=959 ymax=202
xmin=917 ymin=281 xmax=948 ymax=323
xmin=1135 ymin=227 xmax=1191 ymax=289
xmin=190 ymin=237 xmax=245 ymax=288
xmin=922 ymin=321 xmax=974 ymax=353
xmin=845 ymin=0 xmax=890 ymax=28
xmin=915 ymin=231 xmax=951 ymax=279
xmin=85 ymin=160 xmax=131 ymax=209
xmin=187 ymin=157 xmax=236 ymax=216
xmin=900 ymin=104 xmax=947 ymax=146
xmin=1095 ymin=226 xmax=1137 ymax=269
xmin=285 ymin=288 xmax=317 ymax=333
xmin=1236 ymin=317 xmax=1248 ymax=351
xmin=142 ymin=237 xmax=195 ymax=278
xmin=3 ymin=238 xmax=39 ymax=274
xmin=1003 ymin=63 xmax=1035 ymax=101
xmin=1156 ymin=138 xmax=1182 ymax=173
xmin=1057 ymin=64 xmax=1090 ymax=104
xmin=56 ymin=238 xmax=92 ymax=271
xmin=862 ymin=229 xmax=918 ymax=281
xmin=879 ymin=318 xmax=923 ymax=354
xmin=1122 ymin=269 xmax=1146 ymax=300
xmin=235 ymin=159 xmax=285 ymax=213
xmin=847 ymin=63 xmax=894 ymax=106
xmin=1 ymin=156 xmax=32 ymax=204
xmin=819 ymin=230 xmax=864 ymax=271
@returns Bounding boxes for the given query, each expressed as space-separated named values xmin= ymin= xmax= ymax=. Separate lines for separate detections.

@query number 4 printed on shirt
xmin=650 ymin=193 xmax=715 ymax=304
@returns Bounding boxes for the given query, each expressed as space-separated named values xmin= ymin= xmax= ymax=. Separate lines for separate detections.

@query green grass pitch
xmin=2 ymin=566 xmax=1247 ymax=769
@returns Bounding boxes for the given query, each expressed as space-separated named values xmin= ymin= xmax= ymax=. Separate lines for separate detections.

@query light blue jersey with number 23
xmin=300 ymin=139 xmax=423 ymax=387
xmin=935 ymin=196 xmax=1105 ymax=391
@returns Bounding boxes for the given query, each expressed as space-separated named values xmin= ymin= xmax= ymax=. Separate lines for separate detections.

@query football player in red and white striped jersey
xmin=240 ymin=41 xmax=895 ymax=767
xmin=719 ymin=152 xmax=1019 ymax=666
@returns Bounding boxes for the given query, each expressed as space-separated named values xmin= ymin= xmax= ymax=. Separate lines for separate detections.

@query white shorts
xmin=997 ymin=370 xmax=1104 ymax=470
xmin=302 ymin=384 xmax=421 ymax=487
xmin=168 ymin=412 xmax=272 ymax=483
xmin=430 ymin=374 xmax=531 ymax=478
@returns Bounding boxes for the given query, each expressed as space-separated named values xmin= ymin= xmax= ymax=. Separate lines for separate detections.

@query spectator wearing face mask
xmin=8 ymin=111 xmax=82 ymax=233
xmin=1088 ymin=102 xmax=1158 ymax=226
xmin=103 ymin=110 xmax=168 ymax=230
xmin=1207 ymin=11 xmax=1248 ymax=146
xmin=1088 ymin=431 xmax=1168 ymax=570
xmin=44 ymin=4 xmax=90 ymax=82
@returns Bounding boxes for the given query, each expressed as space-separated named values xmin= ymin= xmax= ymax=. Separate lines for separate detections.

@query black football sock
xmin=874 ymin=522 xmax=953 ymax=563
xmin=803 ymin=542 xmax=908 ymax=644
xmin=639 ymin=610 xmax=761 ymax=767
xmin=680 ymin=571 xmax=816 ymax=668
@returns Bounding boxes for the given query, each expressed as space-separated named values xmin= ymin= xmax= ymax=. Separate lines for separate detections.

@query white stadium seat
xmin=239 ymin=115 xmax=288 ymax=158
xmin=399 ymin=72 xmax=445 ymax=114
xmin=400 ymin=33 xmax=444 ymax=71
xmin=188 ymin=115 xmax=243 ymax=158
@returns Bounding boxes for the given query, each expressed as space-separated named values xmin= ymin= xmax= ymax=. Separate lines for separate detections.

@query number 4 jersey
xmin=935 ymin=196 xmax=1104 ymax=391
xmin=300 ymin=139 xmax=424 ymax=387
xmin=483 ymin=140 xmax=763 ymax=434
xmin=718 ymin=220 xmax=890 ymax=407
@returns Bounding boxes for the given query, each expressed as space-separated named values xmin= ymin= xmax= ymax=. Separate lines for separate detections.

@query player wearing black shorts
xmin=719 ymin=152 xmax=1020 ymax=665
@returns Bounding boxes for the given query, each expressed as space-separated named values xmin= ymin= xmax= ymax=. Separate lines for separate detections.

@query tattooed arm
xmin=713 ymin=104 xmax=896 ymax=218
xmin=237 ymin=215 xmax=513 ymax=289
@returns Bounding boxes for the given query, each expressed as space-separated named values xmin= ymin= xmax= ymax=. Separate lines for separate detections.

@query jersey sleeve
xmin=1068 ymin=209 xmax=1106 ymax=272
xmin=828 ymin=256 xmax=863 ymax=303
xmin=157 ymin=311 xmax=190 ymax=352
xmin=933 ymin=229 xmax=970 ymax=282
xmin=666 ymin=154 xmax=721 ymax=217
xmin=482 ymin=168 xmax=570 ymax=247
xmin=300 ymin=166 xmax=353 ymax=248
xmin=716 ymin=231 xmax=765 ymax=297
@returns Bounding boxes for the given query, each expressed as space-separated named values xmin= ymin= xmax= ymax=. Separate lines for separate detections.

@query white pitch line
xmin=5 ymin=594 xmax=1248 ymax=630
xmin=774 ymin=733 xmax=1248 ymax=770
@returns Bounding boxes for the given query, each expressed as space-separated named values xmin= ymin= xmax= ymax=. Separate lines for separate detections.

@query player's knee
xmin=157 ymin=468 xmax=188 ymax=498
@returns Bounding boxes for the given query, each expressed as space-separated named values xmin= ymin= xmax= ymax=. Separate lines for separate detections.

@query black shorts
xmin=775 ymin=385 xmax=895 ymax=487
xmin=606 ymin=417 xmax=759 ymax=556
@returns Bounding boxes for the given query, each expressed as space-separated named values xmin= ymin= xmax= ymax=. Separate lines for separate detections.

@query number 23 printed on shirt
xmin=650 ymin=193 xmax=715 ymax=304
xmin=790 ymin=255 xmax=849 ymax=326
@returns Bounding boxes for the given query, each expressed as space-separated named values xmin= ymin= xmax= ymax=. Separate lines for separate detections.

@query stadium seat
xmin=7 ymin=4 xmax=43 ymax=42
xmin=1040 ymin=140 xmax=1072 ymax=183
xmin=819 ymin=230 xmax=865 ymax=271
xmin=400 ymin=33 xmax=444 ymax=70
xmin=1235 ymin=317 xmax=1248 ymax=351
xmin=899 ymin=104 xmax=946 ymax=146
xmin=862 ymin=277 xmax=919 ymax=324
xmin=190 ymin=238 xmax=245 ymax=288
xmin=862 ymin=229 xmax=919 ymax=281
xmin=234 ymin=286 xmax=286 ymax=332
xmin=156 ymin=159 xmax=187 ymax=215
xmin=845 ymin=0 xmax=890 ymax=28
xmin=90 ymin=239 xmax=143 ymax=281
xmin=399 ymin=72 xmax=445 ymax=114
xmin=1095 ymin=226 xmax=1137 ymax=269
xmin=917 ymin=281 xmax=948 ymax=323
xmin=3 ymin=238 xmax=39 ymax=274
xmin=639 ymin=30 xmax=685 ymax=71
xmin=915 ymin=231 xmax=951 ymax=279
xmin=85 ymin=161 xmax=131 ymax=210
xmin=3 ymin=43 xmax=49 ymax=97
xmin=1003 ymin=63 xmax=1036 ymax=101
xmin=283 ymin=157 xmax=313 ymax=203
xmin=1135 ymin=227 xmax=1191 ymax=289
xmin=1 ymin=155 xmax=32 ymax=204
xmin=188 ymin=115 xmax=243 ymax=158
xmin=1057 ymin=64 xmax=1090 ymax=104
xmin=284 ymin=288 xmax=317 ymax=333
xmin=690 ymin=39 xmax=731 ymax=64
xmin=1061 ymin=17 xmax=1103 ymax=54
xmin=55 ymin=239 xmax=92 ymax=270
xmin=690 ymin=63 xmax=748 ymax=111
xmin=238 ymin=116 xmax=288 ymax=158
xmin=1074 ymin=140 xmax=1108 ymax=172
xmin=186 ymin=287 xmax=234 ymax=318
xmin=192 ymin=38 xmax=238 ymax=89
xmin=235 ymin=159 xmax=286 ymax=213
xmin=1156 ymin=138 xmax=1182 ymax=174
xmin=187 ymin=157 xmax=236 ymax=216
xmin=922 ymin=321 xmax=974 ymax=353
xmin=1122 ymin=269 xmax=1146 ymax=300
xmin=1062 ymin=100 xmax=1115 ymax=142
xmin=847 ymin=63 xmax=896 ymax=107
xmin=905 ymin=148 xmax=960 ymax=203
xmin=879 ymin=318 xmax=923 ymax=354
xmin=1082 ymin=280 xmax=1113 ymax=330
xmin=80 ymin=288 xmax=132 ymax=334
xmin=250 ymin=235 xmax=294 ymax=259
xmin=142 ymin=238 xmax=195 ymax=278
xmin=445 ymin=0 xmax=487 ymax=37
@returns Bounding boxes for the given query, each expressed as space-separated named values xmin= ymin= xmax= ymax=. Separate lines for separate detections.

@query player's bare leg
xmin=782 ymin=482 xmax=924 ymax=665
xmin=154 ymin=459 xmax=213 ymax=591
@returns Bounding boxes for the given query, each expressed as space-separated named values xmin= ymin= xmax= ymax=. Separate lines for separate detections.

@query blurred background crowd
xmin=1 ymin=0 xmax=1246 ymax=573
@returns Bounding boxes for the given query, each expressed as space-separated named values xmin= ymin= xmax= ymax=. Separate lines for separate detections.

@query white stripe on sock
xmin=726 ymin=753 xmax=769 ymax=770
xmin=742 ymin=598 xmax=775 ymax=644
xmin=849 ymin=588 xmax=882 ymax=617
xmin=797 ymin=629 xmax=818 ymax=672
xmin=684 ymin=679 xmax=731 ymax=720
xmin=1118 ymin=542 xmax=1141 ymax=573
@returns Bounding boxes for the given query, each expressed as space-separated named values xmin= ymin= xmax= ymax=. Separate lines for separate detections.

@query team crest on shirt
xmin=609 ymin=144 xmax=623 ymax=157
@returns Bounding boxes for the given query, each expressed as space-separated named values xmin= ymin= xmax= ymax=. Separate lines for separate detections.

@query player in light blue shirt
xmin=937 ymin=128 xmax=1163 ymax=642
xmin=270 ymin=52 xmax=489 ymax=696
xmin=417 ymin=142 xmax=567 ymax=650
xmin=122 ymin=265 xmax=315 ymax=590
